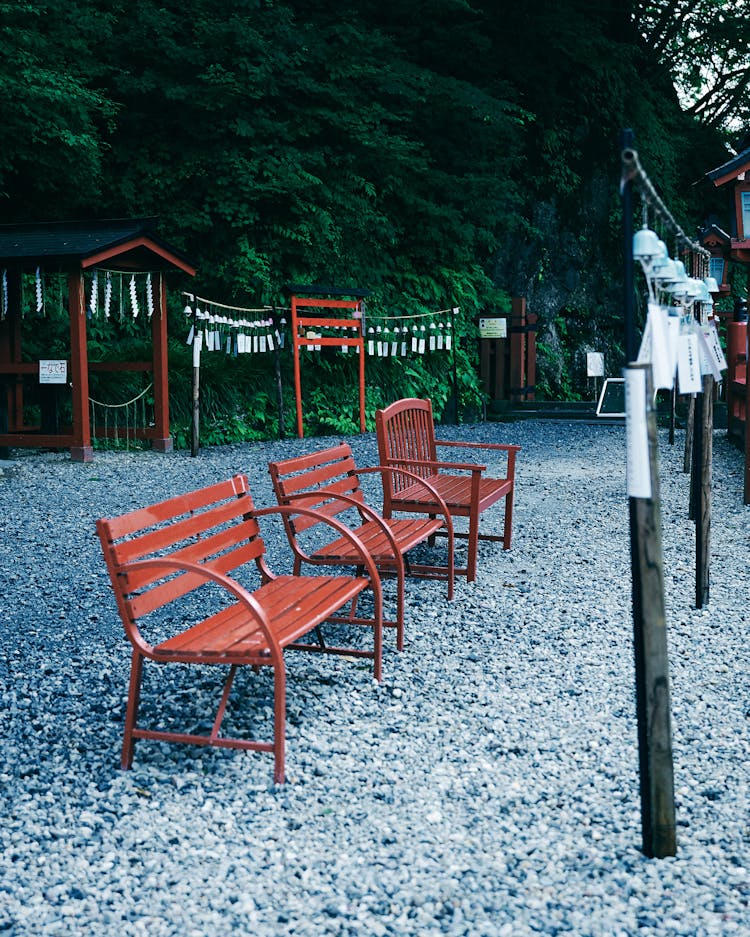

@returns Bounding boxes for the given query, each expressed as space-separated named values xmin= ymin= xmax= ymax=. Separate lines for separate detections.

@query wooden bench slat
xmin=111 ymin=496 xmax=257 ymax=566
xmin=103 ymin=476 xmax=249 ymax=541
xmin=126 ymin=538 xmax=268 ymax=619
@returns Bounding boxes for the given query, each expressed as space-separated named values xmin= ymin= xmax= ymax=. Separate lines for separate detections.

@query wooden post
xmin=526 ymin=307 xmax=537 ymax=401
xmin=190 ymin=345 xmax=200 ymax=458
xmin=509 ymin=296 xmax=526 ymax=403
xmin=68 ymin=272 xmax=93 ymax=462
xmin=744 ymin=319 xmax=750 ymax=505
xmin=621 ymin=133 xmax=676 ymax=858
xmin=683 ymin=395 xmax=695 ymax=475
xmin=151 ymin=274 xmax=172 ymax=452
xmin=272 ymin=309 xmax=286 ymax=440
xmin=668 ymin=386 xmax=676 ymax=446
xmin=694 ymin=375 xmax=713 ymax=608
xmin=626 ymin=364 xmax=677 ymax=858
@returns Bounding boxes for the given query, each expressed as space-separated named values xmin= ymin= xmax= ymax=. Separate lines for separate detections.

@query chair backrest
xmin=375 ymin=398 xmax=438 ymax=494
xmin=268 ymin=443 xmax=366 ymax=535
xmin=96 ymin=474 xmax=264 ymax=635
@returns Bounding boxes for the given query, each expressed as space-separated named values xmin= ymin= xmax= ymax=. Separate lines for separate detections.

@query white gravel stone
xmin=1 ymin=421 xmax=749 ymax=935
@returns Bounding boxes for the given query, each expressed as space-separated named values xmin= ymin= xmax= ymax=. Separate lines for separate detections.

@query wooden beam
xmin=151 ymin=273 xmax=172 ymax=452
xmin=68 ymin=272 xmax=93 ymax=462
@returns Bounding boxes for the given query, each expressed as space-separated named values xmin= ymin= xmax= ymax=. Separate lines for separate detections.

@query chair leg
xmin=503 ymin=488 xmax=515 ymax=550
xmin=466 ymin=513 xmax=479 ymax=583
xmin=121 ymin=649 xmax=144 ymax=770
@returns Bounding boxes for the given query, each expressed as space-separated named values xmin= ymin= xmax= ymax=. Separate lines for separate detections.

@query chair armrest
xmin=435 ymin=439 xmax=521 ymax=454
xmin=384 ymin=456 xmax=486 ymax=474
xmin=120 ymin=557 xmax=285 ymax=668
xmin=434 ymin=440 xmax=520 ymax=479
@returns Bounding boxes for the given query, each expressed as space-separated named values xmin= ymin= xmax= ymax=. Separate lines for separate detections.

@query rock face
xmin=494 ymin=169 xmax=626 ymax=399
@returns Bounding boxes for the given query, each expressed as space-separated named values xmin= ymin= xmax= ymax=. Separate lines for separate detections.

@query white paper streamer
xmin=625 ymin=367 xmax=652 ymax=499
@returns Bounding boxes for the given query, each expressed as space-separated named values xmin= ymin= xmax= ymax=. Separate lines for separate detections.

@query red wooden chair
xmin=268 ymin=443 xmax=454 ymax=651
xmin=375 ymin=397 xmax=520 ymax=582
xmin=96 ymin=474 xmax=383 ymax=783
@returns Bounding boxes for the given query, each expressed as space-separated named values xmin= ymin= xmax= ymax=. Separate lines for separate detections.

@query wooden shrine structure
xmin=0 ymin=218 xmax=195 ymax=461
xmin=700 ymin=142 xmax=750 ymax=502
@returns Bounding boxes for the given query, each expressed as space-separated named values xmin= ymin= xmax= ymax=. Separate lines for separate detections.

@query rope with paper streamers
xmin=182 ymin=292 xmax=289 ymax=357
xmin=622 ymin=147 xmax=725 ymax=397
xmin=89 ymin=383 xmax=153 ymax=450
xmin=298 ymin=306 xmax=458 ymax=358
xmin=361 ymin=307 xmax=457 ymax=357
xmin=83 ymin=270 xmax=162 ymax=320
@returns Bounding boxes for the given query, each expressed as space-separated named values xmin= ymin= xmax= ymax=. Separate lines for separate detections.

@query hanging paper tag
xmin=677 ymin=332 xmax=702 ymax=394
xmin=260 ymin=332 xmax=267 ymax=353
xmin=193 ymin=331 xmax=203 ymax=367
xmin=703 ymin=322 xmax=727 ymax=372
xmin=647 ymin=303 xmax=673 ymax=391
xmin=696 ymin=326 xmax=722 ymax=380
xmin=186 ymin=325 xmax=194 ymax=345
xmin=666 ymin=314 xmax=680 ymax=384
xmin=625 ymin=367 xmax=651 ymax=499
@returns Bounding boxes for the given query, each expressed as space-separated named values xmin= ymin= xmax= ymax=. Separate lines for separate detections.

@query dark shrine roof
xmin=706 ymin=145 xmax=750 ymax=186
xmin=0 ymin=217 xmax=195 ymax=274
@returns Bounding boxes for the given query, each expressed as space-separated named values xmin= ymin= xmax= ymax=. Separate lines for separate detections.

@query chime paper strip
xmin=647 ymin=303 xmax=674 ymax=391
xmin=192 ymin=331 xmax=203 ymax=367
xmin=625 ymin=367 xmax=651 ymax=499
xmin=704 ymin=322 xmax=727 ymax=372
xmin=696 ymin=325 xmax=722 ymax=381
xmin=677 ymin=333 xmax=702 ymax=394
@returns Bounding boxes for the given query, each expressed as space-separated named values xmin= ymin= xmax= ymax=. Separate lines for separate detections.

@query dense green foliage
xmin=1 ymin=0 xmax=742 ymax=440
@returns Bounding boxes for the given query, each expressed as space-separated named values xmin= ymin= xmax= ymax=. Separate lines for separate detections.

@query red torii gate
xmin=0 ymin=218 xmax=195 ymax=462
xmin=287 ymin=284 xmax=370 ymax=439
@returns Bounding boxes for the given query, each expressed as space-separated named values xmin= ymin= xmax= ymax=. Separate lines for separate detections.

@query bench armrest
xmin=253 ymin=504 xmax=383 ymax=613
xmin=121 ymin=557 xmax=285 ymax=669
xmin=279 ymin=489 xmax=407 ymax=563
xmin=355 ymin=464 xmax=454 ymax=542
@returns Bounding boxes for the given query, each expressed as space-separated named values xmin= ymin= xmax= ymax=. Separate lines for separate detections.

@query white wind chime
xmin=632 ymin=224 xmax=726 ymax=395
xmin=183 ymin=294 xmax=285 ymax=368
xmin=361 ymin=309 xmax=455 ymax=357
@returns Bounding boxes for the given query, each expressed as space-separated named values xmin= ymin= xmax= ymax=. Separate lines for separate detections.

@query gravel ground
xmin=0 ymin=419 xmax=748 ymax=937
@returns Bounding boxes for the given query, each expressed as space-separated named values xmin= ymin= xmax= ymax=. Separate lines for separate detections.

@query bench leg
xmin=272 ymin=663 xmax=287 ymax=785
xmin=121 ymin=649 xmax=144 ymax=770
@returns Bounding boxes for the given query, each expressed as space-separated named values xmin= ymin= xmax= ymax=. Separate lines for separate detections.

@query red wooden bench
xmin=96 ymin=474 xmax=383 ymax=783
xmin=375 ymin=397 xmax=520 ymax=582
xmin=268 ymin=443 xmax=454 ymax=651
